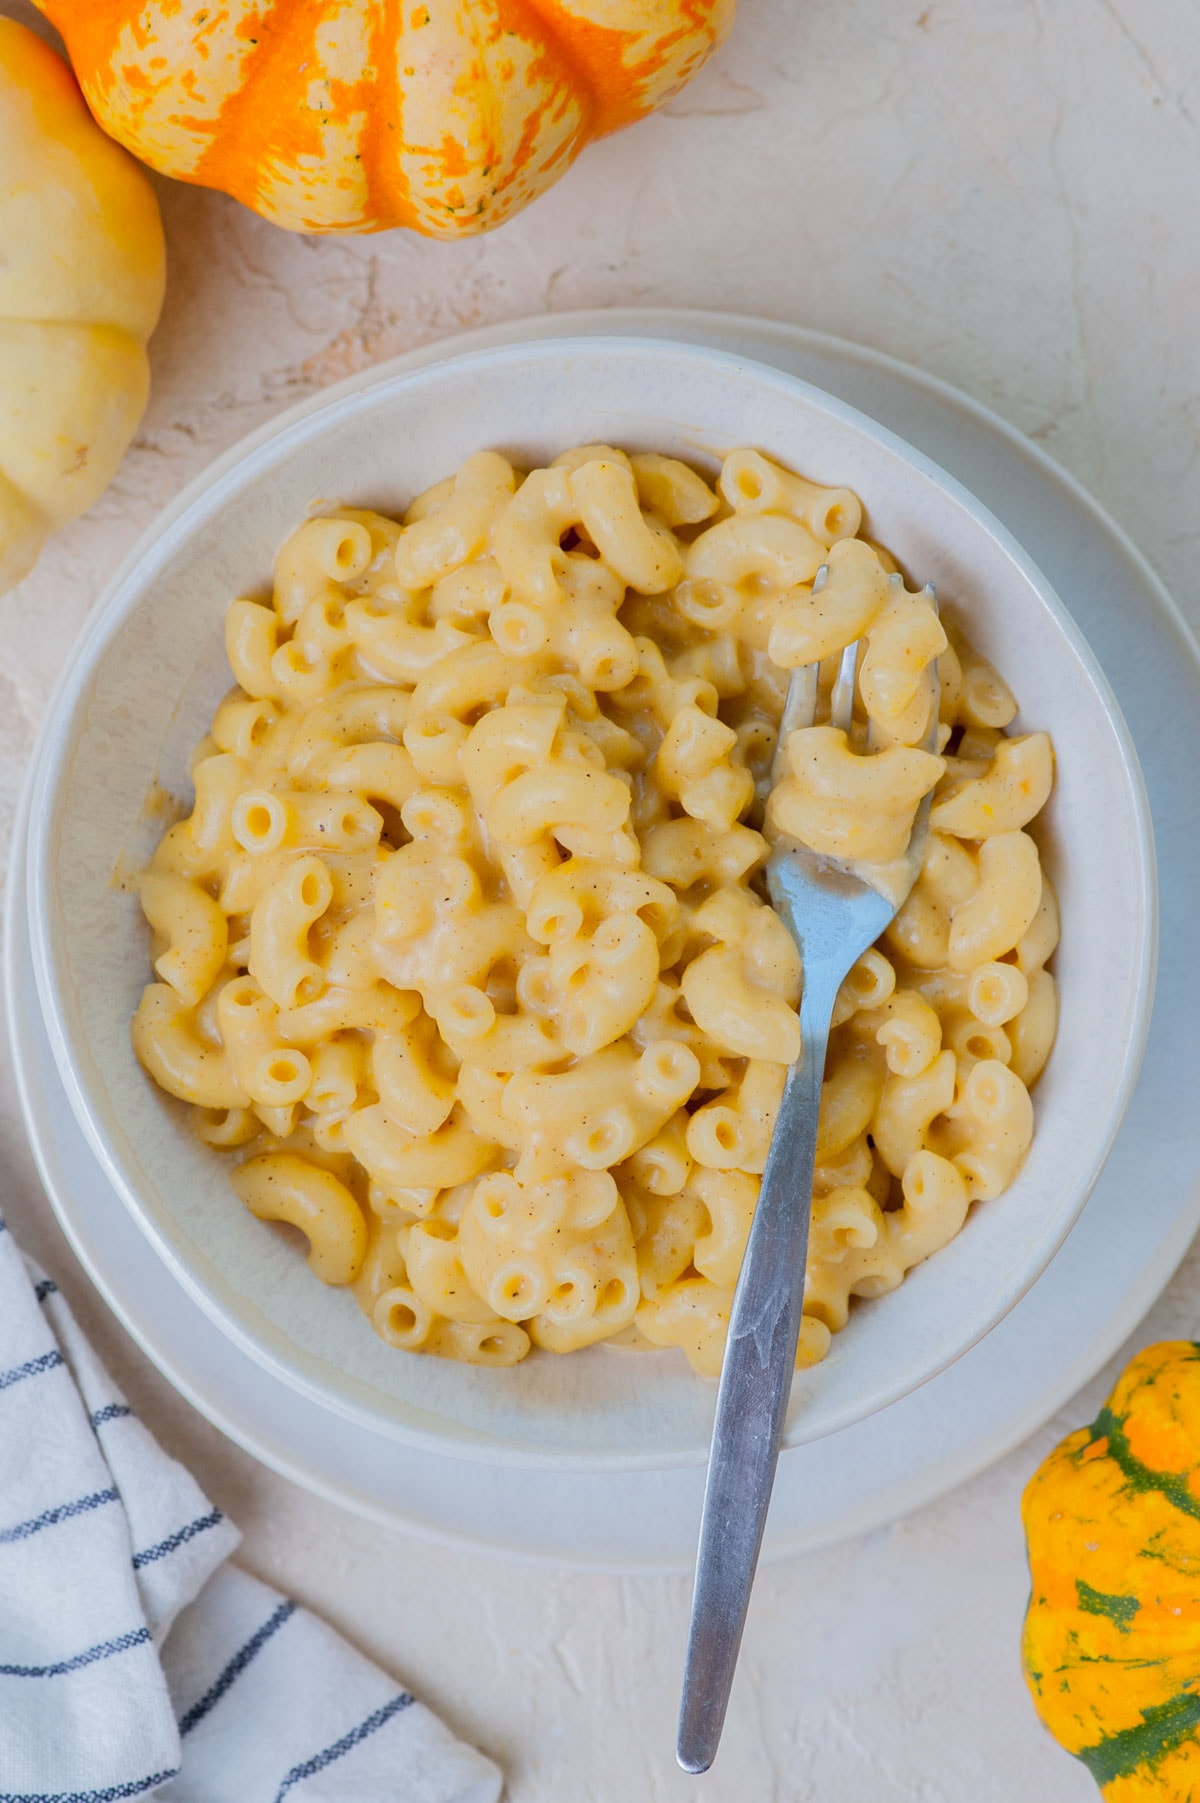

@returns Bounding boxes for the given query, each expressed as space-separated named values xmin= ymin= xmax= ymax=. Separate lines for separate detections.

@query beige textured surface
xmin=2 ymin=1 xmax=1199 ymax=1795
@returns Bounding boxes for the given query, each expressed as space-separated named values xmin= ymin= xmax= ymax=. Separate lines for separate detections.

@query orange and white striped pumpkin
xmin=35 ymin=0 xmax=735 ymax=238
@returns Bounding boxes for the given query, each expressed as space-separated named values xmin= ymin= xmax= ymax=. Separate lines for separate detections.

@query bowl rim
xmin=25 ymin=331 xmax=1158 ymax=1471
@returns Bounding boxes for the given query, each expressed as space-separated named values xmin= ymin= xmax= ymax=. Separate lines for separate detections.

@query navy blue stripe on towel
xmin=178 ymin=1600 xmax=297 ymax=1736
xmin=0 ymin=1488 xmax=119 ymax=1547
xmin=33 ymin=1279 xmax=57 ymax=1303
xmin=89 ymin=1404 xmax=134 ymax=1429
xmin=0 ymin=1767 xmax=179 ymax=1803
xmin=0 ymin=1626 xmax=150 ymax=1678
xmin=274 ymin=1693 xmax=415 ymax=1800
xmin=132 ymin=1507 xmax=223 ymax=1571
xmin=0 ymin=1350 xmax=64 ymax=1393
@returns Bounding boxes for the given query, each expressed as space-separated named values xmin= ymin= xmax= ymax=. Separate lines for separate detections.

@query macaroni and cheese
xmin=132 ymin=444 xmax=1058 ymax=1376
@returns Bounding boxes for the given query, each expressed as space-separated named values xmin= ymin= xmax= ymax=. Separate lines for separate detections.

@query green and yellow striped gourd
xmin=1023 ymin=1342 xmax=1200 ymax=1800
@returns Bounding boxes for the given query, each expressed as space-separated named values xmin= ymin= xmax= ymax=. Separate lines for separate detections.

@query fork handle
xmin=677 ymin=965 xmax=840 ymax=1774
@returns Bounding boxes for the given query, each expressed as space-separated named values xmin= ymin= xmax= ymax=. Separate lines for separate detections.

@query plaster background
xmin=3 ymin=1 xmax=1198 ymax=1794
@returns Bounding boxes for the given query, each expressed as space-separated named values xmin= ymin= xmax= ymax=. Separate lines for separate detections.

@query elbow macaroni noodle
xmin=132 ymin=443 xmax=1058 ymax=1378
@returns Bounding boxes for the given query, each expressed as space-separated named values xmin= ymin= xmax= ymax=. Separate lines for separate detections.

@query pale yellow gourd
xmin=0 ymin=20 xmax=165 ymax=592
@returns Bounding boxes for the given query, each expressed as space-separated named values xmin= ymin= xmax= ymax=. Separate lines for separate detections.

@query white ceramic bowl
xmin=27 ymin=336 xmax=1155 ymax=1471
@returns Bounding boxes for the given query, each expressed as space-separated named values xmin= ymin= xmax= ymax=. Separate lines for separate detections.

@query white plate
xmin=8 ymin=309 xmax=1200 ymax=1567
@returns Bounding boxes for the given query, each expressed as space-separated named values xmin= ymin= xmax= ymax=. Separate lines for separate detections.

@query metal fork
xmin=677 ymin=573 xmax=940 ymax=1774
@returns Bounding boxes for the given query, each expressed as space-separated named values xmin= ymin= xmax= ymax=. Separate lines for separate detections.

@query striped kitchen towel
xmin=0 ymin=1217 xmax=502 ymax=1803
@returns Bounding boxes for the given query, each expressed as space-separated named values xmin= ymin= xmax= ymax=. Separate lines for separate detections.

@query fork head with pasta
xmin=131 ymin=440 xmax=1058 ymax=1378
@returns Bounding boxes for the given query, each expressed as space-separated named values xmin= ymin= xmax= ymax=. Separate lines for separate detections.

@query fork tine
xmin=770 ymin=562 xmax=830 ymax=784
xmin=772 ymin=663 xmax=817 ymax=783
xmin=829 ymin=640 xmax=859 ymax=735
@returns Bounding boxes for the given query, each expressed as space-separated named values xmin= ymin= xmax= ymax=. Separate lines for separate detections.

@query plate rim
xmin=7 ymin=307 xmax=1199 ymax=1565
